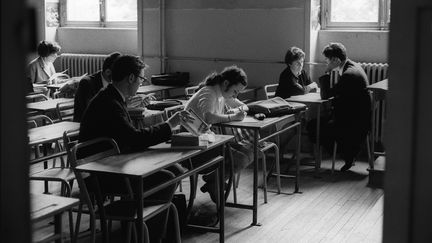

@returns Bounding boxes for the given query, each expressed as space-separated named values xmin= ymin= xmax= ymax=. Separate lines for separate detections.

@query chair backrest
xmin=56 ymin=100 xmax=75 ymax=121
xmin=28 ymin=114 xmax=54 ymax=127
xmin=26 ymin=93 xmax=48 ymax=103
xmin=184 ymin=85 xmax=199 ymax=99
xmin=71 ymin=137 xmax=120 ymax=168
xmin=62 ymin=128 xmax=80 ymax=167
xmin=264 ymin=84 xmax=278 ymax=99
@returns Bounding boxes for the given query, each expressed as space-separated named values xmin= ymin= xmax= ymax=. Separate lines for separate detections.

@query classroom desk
xmin=31 ymin=193 xmax=79 ymax=243
xmin=75 ymin=135 xmax=233 ymax=243
xmin=216 ymin=114 xmax=301 ymax=226
xmin=137 ymin=84 xmax=178 ymax=98
xmin=286 ymin=92 xmax=331 ymax=172
xmin=27 ymin=98 xmax=74 ymax=115
xmin=367 ymin=79 xmax=388 ymax=170
xmin=28 ymin=121 xmax=80 ymax=147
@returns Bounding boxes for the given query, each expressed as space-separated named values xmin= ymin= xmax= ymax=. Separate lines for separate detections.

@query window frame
xmin=321 ymin=0 xmax=391 ymax=30
xmin=59 ymin=0 xmax=137 ymax=28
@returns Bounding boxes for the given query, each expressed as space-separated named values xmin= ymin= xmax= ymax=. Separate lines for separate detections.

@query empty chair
xmin=264 ymin=84 xmax=278 ymax=99
xmin=56 ymin=100 xmax=74 ymax=121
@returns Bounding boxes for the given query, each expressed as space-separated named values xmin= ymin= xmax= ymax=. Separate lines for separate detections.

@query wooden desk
xmin=31 ymin=193 xmax=79 ymax=243
xmin=216 ymin=114 xmax=301 ymax=226
xmin=75 ymin=135 xmax=233 ymax=243
xmin=286 ymin=92 xmax=331 ymax=172
xmin=28 ymin=121 xmax=80 ymax=147
xmin=137 ymin=84 xmax=178 ymax=98
xmin=367 ymin=79 xmax=388 ymax=170
xmin=27 ymin=98 xmax=74 ymax=115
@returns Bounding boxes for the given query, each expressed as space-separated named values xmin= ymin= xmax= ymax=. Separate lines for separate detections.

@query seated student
xmin=275 ymin=46 xmax=318 ymax=99
xmin=308 ymin=42 xmax=371 ymax=171
xmin=185 ymin=65 xmax=253 ymax=203
xmin=27 ymin=40 xmax=61 ymax=94
xmin=73 ymin=52 xmax=121 ymax=122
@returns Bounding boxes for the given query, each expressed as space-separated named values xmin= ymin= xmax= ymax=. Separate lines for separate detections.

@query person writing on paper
xmin=73 ymin=52 xmax=121 ymax=122
xmin=185 ymin=65 xmax=253 ymax=203
xmin=275 ymin=46 xmax=318 ymax=99
xmin=27 ymin=40 xmax=62 ymax=94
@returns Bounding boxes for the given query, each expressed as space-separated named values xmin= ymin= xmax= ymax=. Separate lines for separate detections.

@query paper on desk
xmin=242 ymin=117 xmax=259 ymax=123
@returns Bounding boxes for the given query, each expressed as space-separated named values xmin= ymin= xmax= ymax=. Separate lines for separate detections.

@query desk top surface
xmin=217 ymin=114 xmax=296 ymax=130
xmin=137 ymin=85 xmax=177 ymax=94
xmin=286 ymin=92 xmax=329 ymax=104
xmin=27 ymin=98 xmax=74 ymax=112
xmin=75 ymin=134 xmax=233 ymax=177
xmin=31 ymin=194 xmax=79 ymax=222
xmin=28 ymin=121 xmax=80 ymax=146
xmin=367 ymin=79 xmax=388 ymax=91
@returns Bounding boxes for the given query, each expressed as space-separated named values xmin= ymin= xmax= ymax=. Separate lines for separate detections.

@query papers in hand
xmin=181 ymin=109 xmax=209 ymax=136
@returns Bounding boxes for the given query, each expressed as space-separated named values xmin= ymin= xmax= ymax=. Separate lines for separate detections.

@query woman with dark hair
xmin=27 ymin=40 xmax=61 ymax=93
xmin=185 ymin=65 xmax=253 ymax=204
xmin=275 ymin=46 xmax=318 ymax=98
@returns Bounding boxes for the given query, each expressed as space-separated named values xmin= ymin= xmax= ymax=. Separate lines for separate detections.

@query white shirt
xmin=185 ymin=85 xmax=243 ymax=124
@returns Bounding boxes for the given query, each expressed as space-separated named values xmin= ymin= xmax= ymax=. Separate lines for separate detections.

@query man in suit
xmin=310 ymin=42 xmax=371 ymax=171
xmin=79 ymin=55 xmax=192 ymax=240
xmin=73 ymin=52 xmax=121 ymax=122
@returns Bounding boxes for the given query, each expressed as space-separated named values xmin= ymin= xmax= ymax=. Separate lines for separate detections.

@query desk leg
xmin=136 ymin=177 xmax=144 ymax=243
xmin=54 ymin=213 xmax=63 ymax=243
xmin=295 ymin=122 xmax=301 ymax=193
xmin=315 ymin=105 xmax=322 ymax=171
xmin=252 ymin=129 xmax=259 ymax=226
xmin=370 ymin=93 xmax=376 ymax=170
xmin=219 ymin=145 xmax=225 ymax=243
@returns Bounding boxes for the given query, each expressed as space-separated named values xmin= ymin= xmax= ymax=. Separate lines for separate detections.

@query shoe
xmin=200 ymin=182 xmax=229 ymax=204
xmin=340 ymin=162 xmax=353 ymax=172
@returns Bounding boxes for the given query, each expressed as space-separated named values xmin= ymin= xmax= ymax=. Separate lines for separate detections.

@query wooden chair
xmin=29 ymin=128 xmax=79 ymax=242
xmin=56 ymin=100 xmax=75 ymax=122
xmin=184 ymin=85 xmax=199 ymax=99
xmin=264 ymin=84 xmax=278 ymax=99
xmin=71 ymin=138 xmax=180 ymax=243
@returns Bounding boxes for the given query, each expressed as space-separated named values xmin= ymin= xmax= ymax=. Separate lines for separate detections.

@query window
xmin=322 ymin=0 xmax=391 ymax=30
xmin=60 ymin=0 xmax=137 ymax=28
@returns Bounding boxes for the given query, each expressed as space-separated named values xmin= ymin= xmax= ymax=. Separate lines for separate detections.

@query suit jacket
xmin=73 ymin=71 xmax=104 ymax=122
xmin=275 ymin=68 xmax=312 ymax=99
xmin=321 ymin=59 xmax=371 ymax=132
xmin=79 ymin=84 xmax=172 ymax=153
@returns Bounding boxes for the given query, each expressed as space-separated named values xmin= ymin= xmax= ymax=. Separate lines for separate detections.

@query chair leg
xmin=126 ymin=222 xmax=132 ymax=243
xmin=366 ymin=134 xmax=372 ymax=165
xmin=170 ymin=204 xmax=182 ymax=243
xmin=74 ymin=203 xmax=83 ymax=242
xmin=68 ymin=209 xmax=75 ymax=243
xmin=274 ymin=145 xmax=281 ymax=194
xmin=229 ymin=147 xmax=238 ymax=204
xmin=261 ymin=152 xmax=268 ymax=204
xmin=332 ymin=142 xmax=337 ymax=174
xmin=143 ymin=223 xmax=150 ymax=243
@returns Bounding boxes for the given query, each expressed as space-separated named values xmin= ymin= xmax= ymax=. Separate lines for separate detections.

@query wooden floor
xmin=31 ymin=157 xmax=383 ymax=243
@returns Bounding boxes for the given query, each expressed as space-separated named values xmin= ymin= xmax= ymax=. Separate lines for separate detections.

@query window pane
xmin=331 ymin=0 xmax=379 ymax=22
xmin=106 ymin=0 xmax=137 ymax=22
xmin=67 ymin=0 xmax=99 ymax=21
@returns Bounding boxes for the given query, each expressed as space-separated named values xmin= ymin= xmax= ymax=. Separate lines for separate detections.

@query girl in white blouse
xmin=185 ymin=65 xmax=253 ymax=203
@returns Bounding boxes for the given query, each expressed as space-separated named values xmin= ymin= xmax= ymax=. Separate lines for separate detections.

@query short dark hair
xmin=285 ymin=46 xmax=305 ymax=65
xmin=111 ymin=55 xmax=147 ymax=83
xmin=102 ymin=52 xmax=121 ymax=71
xmin=37 ymin=40 xmax=61 ymax=57
xmin=322 ymin=42 xmax=347 ymax=62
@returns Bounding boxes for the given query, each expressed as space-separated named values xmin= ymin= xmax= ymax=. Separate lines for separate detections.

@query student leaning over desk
xmin=185 ymin=65 xmax=253 ymax=204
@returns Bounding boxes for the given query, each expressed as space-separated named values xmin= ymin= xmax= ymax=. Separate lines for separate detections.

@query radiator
xmin=58 ymin=53 xmax=108 ymax=77
xmin=330 ymin=62 xmax=389 ymax=148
